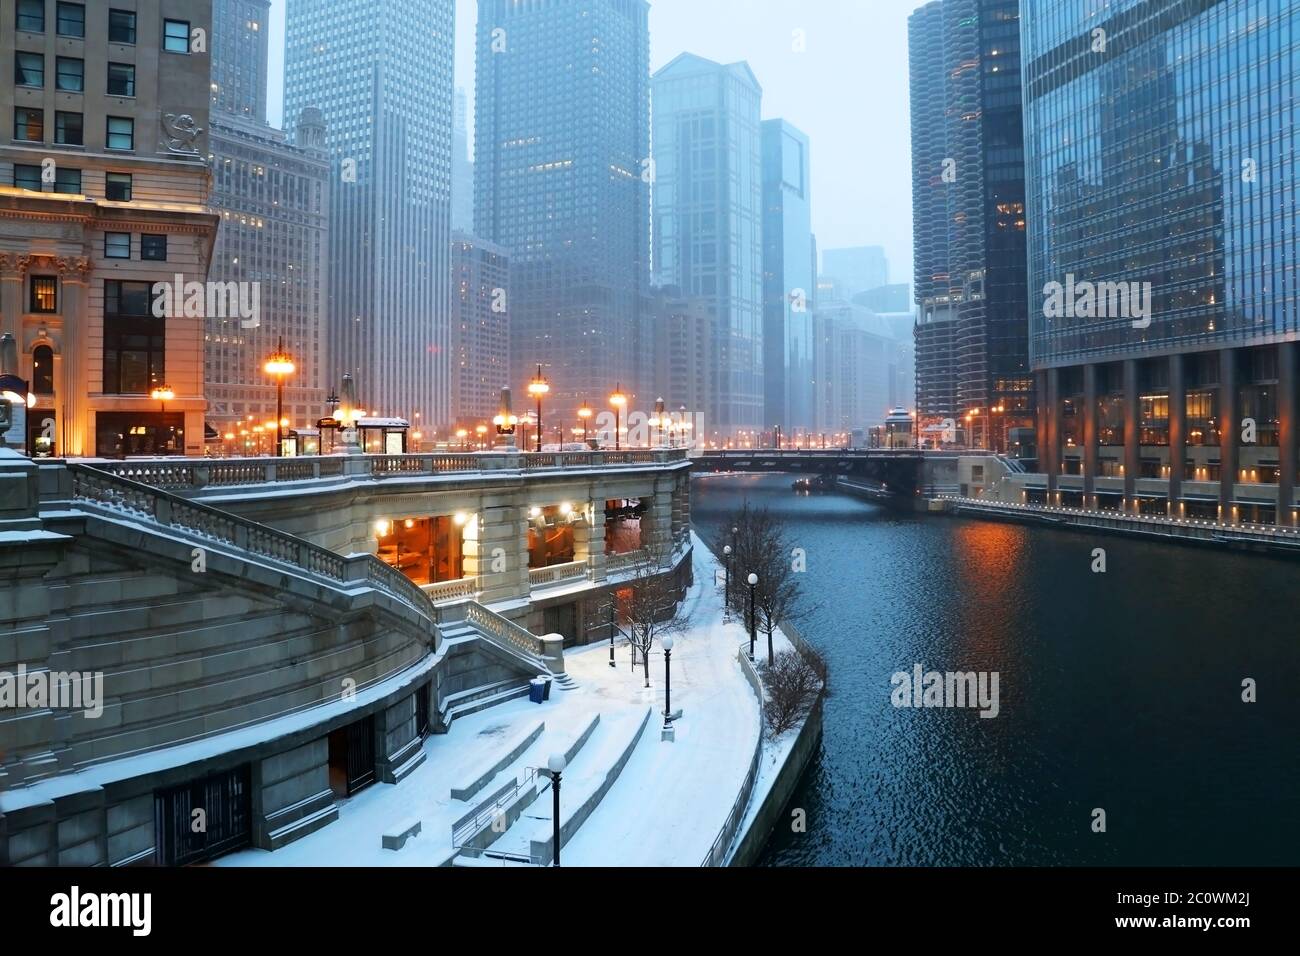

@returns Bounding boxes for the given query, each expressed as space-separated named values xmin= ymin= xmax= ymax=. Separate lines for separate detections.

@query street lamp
xmin=263 ymin=337 xmax=295 ymax=458
xmin=662 ymin=635 xmax=674 ymax=723
xmin=652 ymin=396 xmax=665 ymax=448
xmin=527 ymin=365 xmax=549 ymax=453
xmin=456 ymin=428 xmax=469 ymax=450
xmin=578 ymin=402 xmax=593 ymax=446
xmin=150 ymin=385 xmax=175 ymax=454
xmin=609 ymin=384 xmax=627 ymax=451
xmin=475 ymin=424 xmax=488 ymax=450
xmin=723 ymin=544 xmax=733 ymax=612
xmin=547 ymin=753 xmax=566 ymax=867
xmin=746 ymin=573 xmax=758 ymax=662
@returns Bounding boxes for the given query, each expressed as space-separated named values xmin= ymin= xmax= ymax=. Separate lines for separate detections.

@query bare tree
xmin=622 ymin=543 xmax=687 ymax=688
xmin=724 ymin=503 xmax=801 ymax=663
xmin=761 ymin=645 xmax=827 ymax=737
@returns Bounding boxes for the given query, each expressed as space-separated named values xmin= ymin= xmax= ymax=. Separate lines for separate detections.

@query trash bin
xmin=528 ymin=678 xmax=546 ymax=704
xmin=539 ymin=675 xmax=553 ymax=701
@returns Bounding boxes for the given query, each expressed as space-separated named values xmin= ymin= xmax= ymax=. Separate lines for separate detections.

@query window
xmin=106 ymin=116 xmax=133 ymax=150
xmin=107 ymin=62 xmax=135 ymax=97
xmin=141 ymin=234 xmax=167 ymax=261
xmin=108 ymin=9 xmax=136 ymax=44
xmin=32 ymin=345 xmax=55 ymax=395
xmin=56 ymin=2 xmax=84 ymax=37
xmin=105 ymin=172 xmax=132 ymax=201
xmin=31 ymin=277 xmax=58 ymax=314
xmin=15 ymin=52 xmax=43 ymax=87
xmin=105 ymin=232 xmax=131 ymax=259
xmin=163 ymin=19 xmax=191 ymax=53
xmin=104 ymin=280 xmax=165 ymax=395
xmin=54 ymin=111 xmax=83 ymax=146
xmin=13 ymin=165 xmax=42 ymax=191
xmin=55 ymin=57 xmax=83 ymax=92
xmin=16 ymin=0 xmax=44 ymax=32
xmin=54 ymin=167 xmax=81 ymax=194
xmin=14 ymin=108 xmax=44 ymax=142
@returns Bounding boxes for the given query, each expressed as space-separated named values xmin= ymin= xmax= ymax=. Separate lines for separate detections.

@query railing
xmin=66 ymin=464 xmax=436 ymax=628
xmin=605 ymin=548 xmax=648 ymax=573
xmin=528 ymin=561 xmax=589 ymax=588
xmin=451 ymin=767 xmax=538 ymax=850
xmin=369 ymin=454 xmax=481 ymax=477
xmin=701 ymin=648 xmax=765 ymax=867
xmin=436 ymin=599 xmax=549 ymax=668
xmin=422 ymin=577 xmax=478 ymax=604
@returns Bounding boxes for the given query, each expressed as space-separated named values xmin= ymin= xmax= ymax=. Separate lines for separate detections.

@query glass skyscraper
xmin=653 ymin=53 xmax=764 ymax=436
xmin=761 ymin=118 xmax=815 ymax=433
xmin=1023 ymin=0 xmax=1300 ymax=524
xmin=909 ymin=0 xmax=1032 ymax=450
xmin=284 ymin=0 xmax=455 ymax=427
xmin=475 ymin=0 xmax=651 ymax=425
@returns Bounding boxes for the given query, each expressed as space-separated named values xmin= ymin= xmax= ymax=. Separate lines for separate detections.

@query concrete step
xmin=442 ymin=682 xmax=533 ymax=729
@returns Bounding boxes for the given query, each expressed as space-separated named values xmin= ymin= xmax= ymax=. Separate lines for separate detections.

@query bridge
xmin=690 ymin=448 xmax=930 ymax=495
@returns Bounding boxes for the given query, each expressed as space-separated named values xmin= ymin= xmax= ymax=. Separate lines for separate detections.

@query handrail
xmin=65 ymin=463 xmax=437 ymax=628
xmin=528 ymin=560 xmax=588 ymax=588
xmin=701 ymin=648 xmax=765 ymax=867
xmin=437 ymin=599 xmax=550 ymax=670
xmin=452 ymin=767 xmax=537 ymax=849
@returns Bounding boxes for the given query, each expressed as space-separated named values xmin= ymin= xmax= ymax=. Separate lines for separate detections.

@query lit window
xmin=31 ymin=277 xmax=58 ymax=314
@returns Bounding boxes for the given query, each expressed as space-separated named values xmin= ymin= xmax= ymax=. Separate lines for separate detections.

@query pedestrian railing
xmin=528 ymin=561 xmax=589 ymax=589
xmin=436 ymin=599 xmax=550 ymax=670
xmin=422 ymin=577 xmax=478 ymax=605
xmin=701 ymin=648 xmax=765 ymax=867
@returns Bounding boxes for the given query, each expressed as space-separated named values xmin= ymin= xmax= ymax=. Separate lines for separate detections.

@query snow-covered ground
xmin=215 ymin=532 xmax=763 ymax=867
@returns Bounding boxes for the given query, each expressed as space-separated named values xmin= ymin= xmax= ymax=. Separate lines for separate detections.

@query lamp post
xmin=653 ymin=396 xmax=665 ymax=448
xmin=746 ymin=572 xmax=758 ymax=662
xmin=608 ymin=597 xmax=617 ymax=668
xmin=527 ymin=365 xmax=549 ymax=453
xmin=547 ymin=753 xmax=565 ymax=867
xmin=609 ymin=384 xmax=627 ymax=451
xmin=475 ymin=424 xmax=488 ymax=450
xmin=150 ymin=385 xmax=175 ymax=455
xmin=456 ymin=427 xmax=469 ymax=451
xmin=662 ymin=635 xmax=674 ymax=722
xmin=578 ymin=402 xmax=592 ymax=446
xmin=723 ymin=544 xmax=732 ymax=613
xmin=263 ymin=337 xmax=295 ymax=458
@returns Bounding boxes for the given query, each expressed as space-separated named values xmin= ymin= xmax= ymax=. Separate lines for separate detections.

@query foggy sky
xmin=265 ymin=0 xmax=927 ymax=294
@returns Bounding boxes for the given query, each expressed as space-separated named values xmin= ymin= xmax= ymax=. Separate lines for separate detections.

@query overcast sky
xmin=266 ymin=0 xmax=928 ymax=289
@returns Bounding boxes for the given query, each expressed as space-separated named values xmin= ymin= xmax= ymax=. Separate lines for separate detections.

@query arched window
xmin=32 ymin=344 xmax=54 ymax=395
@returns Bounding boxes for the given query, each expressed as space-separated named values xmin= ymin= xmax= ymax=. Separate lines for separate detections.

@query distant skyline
xmin=265 ymin=0 xmax=927 ymax=293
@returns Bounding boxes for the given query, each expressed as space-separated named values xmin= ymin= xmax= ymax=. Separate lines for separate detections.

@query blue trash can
xmin=528 ymin=678 xmax=546 ymax=704
xmin=539 ymin=675 xmax=553 ymax=701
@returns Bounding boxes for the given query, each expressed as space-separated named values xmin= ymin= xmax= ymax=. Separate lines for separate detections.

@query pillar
xmin=1082 ymin=363 xmax=1098 ymax=505
xmin=1219 ymin=348 xmax=1237 ymax=522
xmin=472 ymin=498 xmax=528 ymax=605
xmin=1278 ymin=342 xmax=1296 ymax=527
xmin=57 ymin=257 xmax=91 ymax=457
xmin=1123 ymin=359 xmax=1139 ymax=511
xmin=1168 ymin=353 xmax=1186 ymax=516
xmin=1045 ymin=368 xmax=1060 ymax=495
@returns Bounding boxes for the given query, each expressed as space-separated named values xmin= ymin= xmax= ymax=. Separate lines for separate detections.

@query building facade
xmin=761 ymin=118 xmax=815 ymax=432
xmin=284 ymin=0 xmax=455 ymax=427
xmin=1023 ymin=0 xmax=1300 ymax=524
xmin=821 ymin=245 xmax=889 ymax=302
xmin=450 ymin=231 xmax=510 ymax=429
xmin=452 ymin=87 xmax=474 ymax=234
xmin=648 ymin=284 xmax=713 ymax=434
xmin=652 ymin=53 xmax=764 ymax=435
xmin=205 ymin=0 xmax=329 ymax=438
xmin=909 ymin=0 xmax=1032 ymax=448
xmin=475 ymin=0 xmax=651 ymax=424
xmin=813 ymin=304 xmax=913 ymax=438
xmin=1 ymin=0 xmax=219 ymax=457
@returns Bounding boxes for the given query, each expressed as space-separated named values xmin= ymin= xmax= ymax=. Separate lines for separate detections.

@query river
xmin=691 ymin=474 xmax=1299 ymax=866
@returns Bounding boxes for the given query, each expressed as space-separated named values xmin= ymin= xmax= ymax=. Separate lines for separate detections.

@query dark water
xmin=692 ymin=474 xmax=1300 ymax=867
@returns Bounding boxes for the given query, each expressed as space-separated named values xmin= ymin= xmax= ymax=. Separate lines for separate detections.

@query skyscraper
xmin=450 ymin=231 xmax=510 ymax=428
xmin=762 ymin=119 xmax=815 ymax=433
xmin=908 ymin=0 xmax=1031 ymax=449
xmin=1023 ymin=0 xmax=1300 ymax=524
xmin=1 ymin=0 xmax=219 ymax=457
xmin=822 ymin=246 xmax=889 ymax=302
xmin=475 ymin=0 xmax=650 ymax=423
xmin=653 ymin=53 xmax=763 ymax=435
xmin=206 ymin=0 xmax=330 ymax=436
xmin=452 ymin=88 xmax=474 ymax=234
xmin=284 ymin=0 xmax=455 ymax=426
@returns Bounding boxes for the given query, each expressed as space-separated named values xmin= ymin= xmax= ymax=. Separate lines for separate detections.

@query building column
xmin=0 ymin=254 xmax=23 ymax=338
xmin=57 ymin=257 xmax=91 ymax=457
xmin=1278 ymin=342 xmax=1297 ymax=527
xmin=472 ymin=498 xmax=528 ymax=605
xmin=1219 ymin=348 xmax=1237 ymax=522
xmin=1122 ymin=360 xmax=1139 ymax=511
xmin=1082 ymin=363 xmax=1098 ymax=505
xmin=641 ymin=480 xmax=674 ymax=556
xmin=1045 ymin=368 xmax=1060 ymax=496
xmin=1167 ymin=353 xmax=1186 ymax=517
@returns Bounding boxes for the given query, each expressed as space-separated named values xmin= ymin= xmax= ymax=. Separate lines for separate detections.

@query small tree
xmin=623 ymin=543 xmax=687 ymax=688
xmin=724 ymin=504 xmax=801 ymax=663
xmin=761 ymin=645 xmax=827 ymax=737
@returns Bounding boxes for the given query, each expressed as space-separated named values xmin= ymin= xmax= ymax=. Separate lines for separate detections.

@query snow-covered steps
xmin=450 ymin=720 xmax=546 ymax=802
xmin=438 ymin=678 xmax=533 ymax=730
xmin=486 ymin=707 xmax=653 ymax=864
xmin=552 ymin=673 xmax=580 ymax=691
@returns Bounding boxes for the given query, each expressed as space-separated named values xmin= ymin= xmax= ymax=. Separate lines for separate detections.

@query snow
xmin=214 ymin=532 xmax=766 ymax=867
